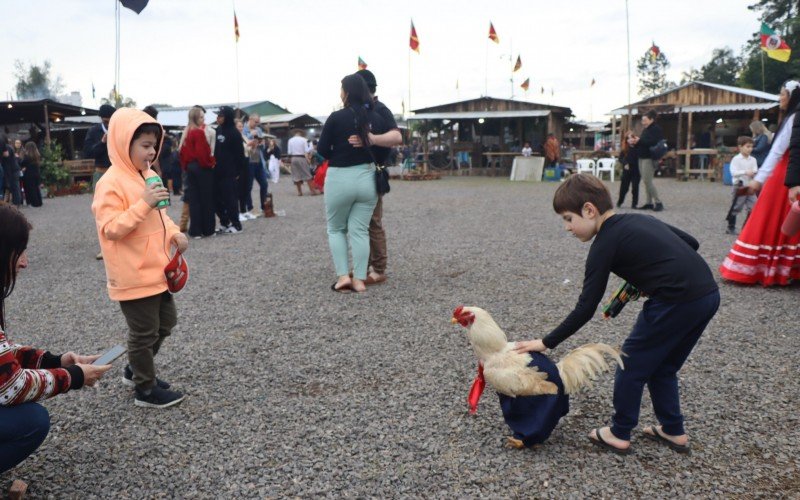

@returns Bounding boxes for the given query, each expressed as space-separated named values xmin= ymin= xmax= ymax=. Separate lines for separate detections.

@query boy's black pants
xmin=610 ymin=289 xmax=719 ymax=441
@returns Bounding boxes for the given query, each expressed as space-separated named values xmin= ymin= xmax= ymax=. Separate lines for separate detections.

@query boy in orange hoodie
xmin=92 ymin=108 xmax=188 ymax=408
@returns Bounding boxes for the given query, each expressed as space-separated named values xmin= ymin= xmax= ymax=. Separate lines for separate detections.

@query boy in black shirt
xmin=514 ymin=174 xmax=719 ymax=455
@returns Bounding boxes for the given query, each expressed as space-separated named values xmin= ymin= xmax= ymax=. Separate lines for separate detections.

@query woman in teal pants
xmin=317 ymin=74 xmax=389 ymax=293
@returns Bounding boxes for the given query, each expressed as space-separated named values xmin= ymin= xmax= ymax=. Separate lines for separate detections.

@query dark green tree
xmin=13 ymin=60 xmax=63 ymax=99
xmin=699 ymin=47 xmax=742 ymax=85
xmin=637 ymin=48 xmax=672 ymax=97
xmin=680 ymin=68 xmax=704 ymax=84
xmin=739 ymin=0 xmax=800 ymax=91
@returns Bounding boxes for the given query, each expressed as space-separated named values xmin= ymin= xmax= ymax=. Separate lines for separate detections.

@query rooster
xmin=451 ymin=306 xmax=623 ymax=448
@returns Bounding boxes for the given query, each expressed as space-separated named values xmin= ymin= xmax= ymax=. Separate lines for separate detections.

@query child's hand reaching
xmin=513 ymin=339 xmax=547 ymax=354
xmin=142 ymin=181 xmax=169 ymax=208
xmin=171 ymin=233 xmax=188 ymax=253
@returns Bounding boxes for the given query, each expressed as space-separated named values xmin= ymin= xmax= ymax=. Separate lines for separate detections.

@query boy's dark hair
xmin=142 ymin=105 xmax=159 ymax=119
xmin=131 ymin=123 xmax=163 ymax=156
xmin=553 ymin=173 xmax=613 ymax=215
xmin=644 ymin=109 xmax=658 ymax=121
xmin=737 ymin=135 xmax=754 ymax=147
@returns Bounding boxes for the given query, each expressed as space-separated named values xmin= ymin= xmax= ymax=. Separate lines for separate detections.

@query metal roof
xmin=609 ymin=101 xmax=779 ymax=115
xmin=0 ymin=99 xmax=98 ymax=124
xmin=608 ymin=81 xmax=779 ymax=115
xmin=408 ymin=110 xmax=551 ymax=121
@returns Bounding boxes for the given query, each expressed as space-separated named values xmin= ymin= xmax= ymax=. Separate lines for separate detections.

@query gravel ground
xmin=3 ymin=176 xmax=799 ymax=498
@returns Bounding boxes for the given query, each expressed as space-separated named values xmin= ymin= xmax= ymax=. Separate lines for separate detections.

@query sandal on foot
xmin=642 ymin=426 xmax=691 ymax=455
xmin=364 ymin=274 xmax=387 ymax=286
xmin=589 ymin=428 xmax=632 ymax=456
xmin=331 ymin=282 xmax=352 ymax=294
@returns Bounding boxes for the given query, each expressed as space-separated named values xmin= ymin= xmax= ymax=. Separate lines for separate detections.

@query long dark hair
xmin=341 ymin=73 xmax=373 ymax=149
xmin=0 ymin=205 xmax=31 ymax=330
xmin=777 ymin=80 xmax=800 ymax=135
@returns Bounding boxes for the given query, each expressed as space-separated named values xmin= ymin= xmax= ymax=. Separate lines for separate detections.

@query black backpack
xmin=649 ymin=139 xmax=668 ymax=161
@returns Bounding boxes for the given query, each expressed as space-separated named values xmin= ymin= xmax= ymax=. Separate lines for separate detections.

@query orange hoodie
xmin=92 ymin=108 xmax=181 ymax=301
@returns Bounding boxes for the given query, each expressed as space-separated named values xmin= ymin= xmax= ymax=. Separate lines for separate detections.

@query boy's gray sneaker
xmin=122 ymin=365 xmax=170 ymax=390
xmin=134 ymin=386 xmax=185 ymax=409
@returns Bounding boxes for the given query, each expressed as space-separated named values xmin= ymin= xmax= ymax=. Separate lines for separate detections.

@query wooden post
xmin=611 ymin=114 xmax=617 ymax=153
xmin=43 ymin=103 xmax=51 ymax=145
xmin=676 ymin=107 xmax=683 ymax=150
xmin=684 ymin=111 xmax=693 ymax=180
xmin=580 ymin=129 xmax=586 ymax=149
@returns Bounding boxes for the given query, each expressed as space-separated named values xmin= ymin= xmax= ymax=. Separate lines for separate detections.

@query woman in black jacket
xmin=213 ymin=106 xmax=246 ymax=233
xmin=632 ymin=110 xmax=664 ymax=211
xmin=19 ymin=142 xmax=42 ymax=207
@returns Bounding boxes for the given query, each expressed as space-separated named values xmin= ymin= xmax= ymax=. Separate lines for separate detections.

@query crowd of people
xmin=0 ymin=135 xmax=43 ymax=208
xmin=4 ymin=76 xmax=800 ymax=488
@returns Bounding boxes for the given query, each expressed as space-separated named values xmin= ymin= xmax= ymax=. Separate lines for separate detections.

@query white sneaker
xmin=238 ymin=213 xmax=248 ymax=222
xmin=245 ymin=211 xmax=257 ymax=220
xmin=225 ymin=226 xmax=242 ymax=234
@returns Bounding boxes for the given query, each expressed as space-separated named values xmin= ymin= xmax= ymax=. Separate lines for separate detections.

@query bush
xmin=40 ymin=142 xmax=70 ymax=187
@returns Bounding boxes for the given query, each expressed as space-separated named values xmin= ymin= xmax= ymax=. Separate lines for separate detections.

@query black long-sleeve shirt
xmin=542 ymin=214 xmax=718 ymax=349
xmin=83 ymin=123 xmax=111 ymax=167
xmin=317 ymin=106 xmax=388 ymax=167
xmin=635 ymin=123 xmax=664 ymax=160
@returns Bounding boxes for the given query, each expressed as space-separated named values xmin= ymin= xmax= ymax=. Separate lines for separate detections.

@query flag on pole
xmin=520 ymin=78 xmax=530 ymax=91
xmin=358 ymin=57 xmax=368 ymax=70
xmin=234 ymin=12 xmax=240 ymax=42
xmin=488 ymin=22 xmax=499 ymax=44
xmin=649 ymin=42 xmax=660 ymax=62
xmin=91 ymin=82 xmax=96 ymax=99
xmin=591 ymin=78 xmax=596 ymax=87
xmin=120 ymin=0 xmax=149 ymax=14
xmin=761 ymin=22 xmax=791 ymax=62
xmin=551 ymin=88 xmax=554 ymax=96
xmin=410 ymin=20 xmax=420 ymax=53
xmin=456 ymin=79 xmax=459 ymax=90
xmin=513 ymin=55 xmax=522 ymax=72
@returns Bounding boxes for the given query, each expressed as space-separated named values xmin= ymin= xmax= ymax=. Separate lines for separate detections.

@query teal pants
xmin=324 ymin=164 xmax=378 ymax=280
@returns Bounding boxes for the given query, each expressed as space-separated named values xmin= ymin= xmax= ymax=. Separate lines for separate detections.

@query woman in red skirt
xmin=720 ymin=80 xmax=800 ymax=286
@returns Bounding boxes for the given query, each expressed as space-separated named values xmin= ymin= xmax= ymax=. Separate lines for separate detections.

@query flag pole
xmin=233 ymin=1 xmax=240 ymax=110
xmin=760 ymin=50 xmax=765 ymax=92
xmin=408 ymin=43 xmax=412 ymax=118
xmin=625 ymin=0 xmax=632 ymax=131
xmin=510 ymin=38 xmax=514 ymax=99
xmin=484 ymin=36 xmax=489 ymax=97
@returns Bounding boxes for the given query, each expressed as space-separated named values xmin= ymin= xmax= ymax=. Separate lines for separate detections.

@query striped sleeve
xmin=0 ymin=329 xmax=74 ymax=406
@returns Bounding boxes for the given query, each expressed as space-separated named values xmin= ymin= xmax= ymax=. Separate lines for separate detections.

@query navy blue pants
xmin=240 ymin=162 xmax=268 ymax=212
xmin=611 ymin=289 xmax=720 ymax=441
xmin=0 ymin=403 xmax=50 ymax=473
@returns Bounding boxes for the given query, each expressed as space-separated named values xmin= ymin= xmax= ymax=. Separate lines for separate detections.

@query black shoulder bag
xmin=352 ymin=107 xmax=390 ymax=195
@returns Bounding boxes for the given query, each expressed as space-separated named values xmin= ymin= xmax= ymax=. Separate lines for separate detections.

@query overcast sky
xmin=0 ymin=0 xmax=766 ymax=121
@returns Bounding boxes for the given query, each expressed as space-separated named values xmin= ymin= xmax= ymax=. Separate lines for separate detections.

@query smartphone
xmin=93 ymin=345 xmax=127 ymax=365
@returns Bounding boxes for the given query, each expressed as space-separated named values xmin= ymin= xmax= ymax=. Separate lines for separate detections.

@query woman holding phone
xmin=0 ymin=205 xmax=111 ymax=476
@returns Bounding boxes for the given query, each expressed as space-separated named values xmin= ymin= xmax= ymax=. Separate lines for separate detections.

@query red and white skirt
xmin=720 ymin=152 xmax=800 ymax=286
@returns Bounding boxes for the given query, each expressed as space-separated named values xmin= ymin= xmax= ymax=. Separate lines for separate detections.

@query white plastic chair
xmin=576 ymin=159 xmax=596 ymax=176
xmin=596 ymin=158 xmax=616 ymax=182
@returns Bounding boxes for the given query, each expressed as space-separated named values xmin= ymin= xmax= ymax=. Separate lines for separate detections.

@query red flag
xmin=409 ymin=20 xmax=420 ymax=53
xmin=520 ymin=78 xmax=530 ymax=91
xmin=234 ymin=12 xmax=240 ymax=42
xmin=649 ymin=42 xmax=660 ymax=62
xmin=358 ymin=56 xmax=367 ymax=70
xmin=488 ymin=22 xmax=499 ymax=44
xmin=513 ymin=55 xmax=522 ymax=72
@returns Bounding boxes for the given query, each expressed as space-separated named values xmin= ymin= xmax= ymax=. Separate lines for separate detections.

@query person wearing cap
xmin=350 ymin=69 xmax=403 ymax=285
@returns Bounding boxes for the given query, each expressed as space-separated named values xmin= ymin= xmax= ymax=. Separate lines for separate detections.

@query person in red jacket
xmin=0 ymin=205 xmax=111 ymax=474
xmin=179 ymin=106 xmax=217 ymax=238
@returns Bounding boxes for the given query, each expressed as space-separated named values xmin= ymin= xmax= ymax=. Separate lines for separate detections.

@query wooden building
xmin=408 ymin=97 xmax=572 ymax=172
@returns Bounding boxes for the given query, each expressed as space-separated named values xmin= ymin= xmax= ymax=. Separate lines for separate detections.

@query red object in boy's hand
xmin=164 ymin=250 xmax=189 ymax=293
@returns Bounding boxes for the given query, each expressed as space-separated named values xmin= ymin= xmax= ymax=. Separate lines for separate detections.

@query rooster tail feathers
xmin=556 ymin=343 xmax=624 ymax=395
